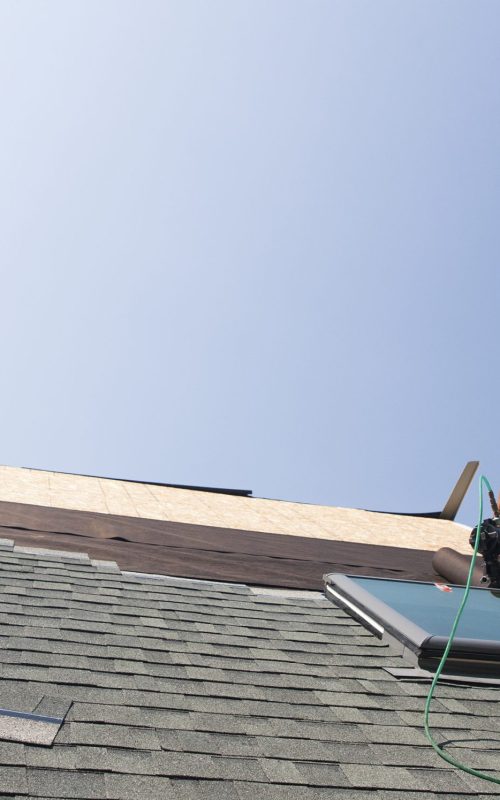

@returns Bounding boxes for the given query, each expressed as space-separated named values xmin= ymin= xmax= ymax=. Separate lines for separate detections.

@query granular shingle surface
xmin=0 ymin=544 xmax=498 ymax=798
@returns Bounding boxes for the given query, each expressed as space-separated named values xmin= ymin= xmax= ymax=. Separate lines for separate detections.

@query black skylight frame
xmin=324 ymin=573 xmax=500 ymax=677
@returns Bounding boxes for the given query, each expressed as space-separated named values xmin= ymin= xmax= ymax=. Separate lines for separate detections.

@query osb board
xmin=0 ymin=466 xmax=471 ymax=554
xmin=0 ymin=501 xmax=439 ymax=589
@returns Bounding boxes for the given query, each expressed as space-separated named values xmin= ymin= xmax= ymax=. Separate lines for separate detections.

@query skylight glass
xmin=324 ymin=574 xmax=500 ymax=677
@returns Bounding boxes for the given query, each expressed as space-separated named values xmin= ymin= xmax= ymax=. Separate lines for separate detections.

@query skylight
xmin=324 ymin=573 xmax=500 ymax=677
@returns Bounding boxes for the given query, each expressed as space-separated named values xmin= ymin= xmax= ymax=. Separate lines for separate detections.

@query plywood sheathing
xmin=0 ymin=466 xmax=471 ymax=554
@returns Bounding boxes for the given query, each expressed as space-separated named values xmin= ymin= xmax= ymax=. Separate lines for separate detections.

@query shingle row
xmin=0 ymin=545 xmax=498 ymax=798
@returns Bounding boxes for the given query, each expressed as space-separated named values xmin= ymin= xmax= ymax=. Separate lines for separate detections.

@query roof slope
xmin=0 ymin=541 xmax=497 ymax=798
xmin=0 ymin=465 xmax=471 ymax=553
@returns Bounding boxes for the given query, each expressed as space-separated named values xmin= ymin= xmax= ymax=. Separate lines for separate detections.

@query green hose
xmin=424 ymin=474 xmax=500 ymax=784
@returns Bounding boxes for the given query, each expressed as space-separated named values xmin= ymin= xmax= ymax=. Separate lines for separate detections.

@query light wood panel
xmin=0 ymin=466 xmax=472 ymax=554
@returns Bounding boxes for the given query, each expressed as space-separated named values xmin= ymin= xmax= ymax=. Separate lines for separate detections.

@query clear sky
xmin=1 ymin=1 xmax=499 ymax=526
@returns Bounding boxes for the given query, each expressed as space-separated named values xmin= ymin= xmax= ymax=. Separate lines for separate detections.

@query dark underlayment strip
xmin=0 ymin=500 xmax=439 ymax=589
xmin=0 ymin=709 xmax=63 ymax=724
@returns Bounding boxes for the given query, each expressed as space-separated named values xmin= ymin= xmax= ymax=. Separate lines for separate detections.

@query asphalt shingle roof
xmin=0 ymin=541 xmax=498 ymax=798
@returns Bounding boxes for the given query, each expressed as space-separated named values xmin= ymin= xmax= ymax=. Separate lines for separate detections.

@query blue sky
xmin=1 ymin=1 xmax=499 ymax=525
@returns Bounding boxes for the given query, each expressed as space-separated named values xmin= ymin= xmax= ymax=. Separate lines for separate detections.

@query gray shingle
xmin=376 ymin=794 xmax=490 ymax=800
xmin=207 ymin=756 xmax=268 ymax=782
xmin=259 ymin=758 xmax=304 ymax=783
xmin=56 ymin=722 xmax=161 ymax=750
xmin=25 ymin=745 xmax=79 ymax=770
xmin=158 ymin=729 xmax=373 ymax=764
xmin=89 ymin=746 xmax=156 ymax=775
xmin=0 ymin=715 xmax=60 ymax=746
xmin=357 ymin=724 xmax=429 ymax=746
xmin=0 ymin=742 xmax=25 ymax=765
xmin=293 ymin=760 xmax=354 ymax=787
xmin=104 ymin=774 xmax=174 ymax=799
xmin=68 ymin=704 xmax=146 ymax=726
xmin=406 ymin=767 xmax=479 ymax=793
xmin=0 ymin=687 xmax=43 ymax=713
xmin=158 ymin=713 xmax=282 ymax=737
xmin=0 ymin=547 xmax=497 ymax=800
xmin=339 ymin=763 xmax=425 ymax=790
xmin=173 ymin=779 xmax=239 ymax=799
xmin=26 ymin=768 xmax=104 ymax=798
xmin=236 ymin=785 xmax=367 ymax=800
xmin=0 ymin=766 xmax=27 ymax=794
